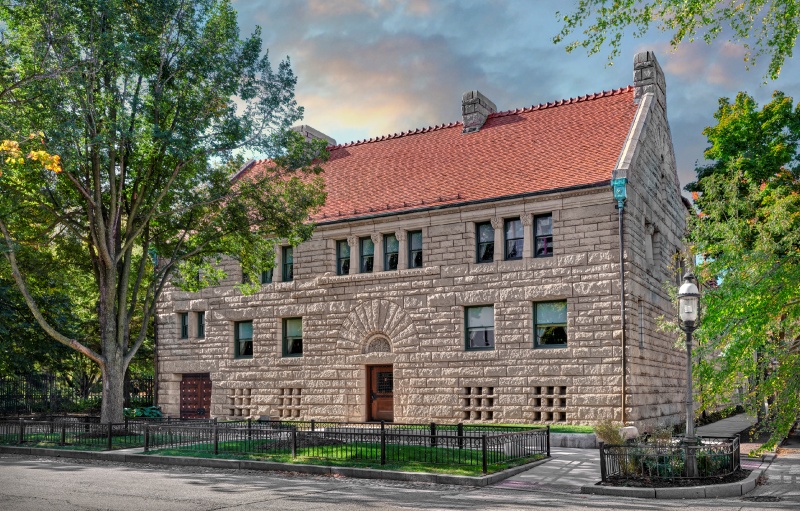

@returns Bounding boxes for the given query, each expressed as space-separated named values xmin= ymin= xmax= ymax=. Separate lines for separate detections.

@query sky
xmin=232 ymin=0 xmax=800 ymax=194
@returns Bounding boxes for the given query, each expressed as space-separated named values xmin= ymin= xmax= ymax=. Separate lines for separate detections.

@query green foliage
xmin=593 ymin=419 xmax=625 ymax=445
xmin=689 ymin=91 xmax=800 ymax=450
xmin=0 ymin=0 xmax=327 ymax=422
xmin=124 ymin=406 xmax=162 ymax=418
xmin=554 ymin=0 xmax=800 ymax=79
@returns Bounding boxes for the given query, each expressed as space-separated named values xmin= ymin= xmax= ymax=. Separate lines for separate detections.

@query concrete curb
xmin=580 ymin=468 xmax=765 ymax=499
xmin=0 ymin=445 xmax=550 ymax=487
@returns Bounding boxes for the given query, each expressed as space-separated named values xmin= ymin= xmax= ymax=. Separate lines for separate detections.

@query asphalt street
xmin=0 ymin=453 xmax=795 ymax=511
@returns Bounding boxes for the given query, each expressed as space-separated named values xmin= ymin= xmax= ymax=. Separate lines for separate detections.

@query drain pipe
xmin=612 ymin=178 xmax=628 ymax=424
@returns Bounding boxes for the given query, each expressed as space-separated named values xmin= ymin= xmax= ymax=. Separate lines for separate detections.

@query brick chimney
xmin=461 ymin=90 xmax=497 ymax=134
xmin=292 ymin=124 xmax=337 ymax=146
xmin=633 ymin=51 xmax=666 ymax=111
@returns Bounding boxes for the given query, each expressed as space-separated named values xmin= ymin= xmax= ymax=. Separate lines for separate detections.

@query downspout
xmin=612 ymin=178 xmax=628 ymax=424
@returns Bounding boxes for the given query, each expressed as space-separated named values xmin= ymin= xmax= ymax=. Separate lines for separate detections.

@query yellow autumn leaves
xmin=0 ymin=134 xmax=62 ymax=176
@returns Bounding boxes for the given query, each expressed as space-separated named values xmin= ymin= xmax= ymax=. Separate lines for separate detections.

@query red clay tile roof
xmin=242 ymin=86 xmax=637 ymax=223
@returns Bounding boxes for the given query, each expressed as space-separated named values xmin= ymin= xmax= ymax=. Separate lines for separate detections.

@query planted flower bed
xmin=599 ymin=436 xmax=743 ymax=484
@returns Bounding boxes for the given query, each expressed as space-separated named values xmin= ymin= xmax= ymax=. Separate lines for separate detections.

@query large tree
xmin=0 ymin=0 xmax=327 ymax=422
xmin=689 ymin=91 xmax=800 ymax=447
xmin=554 ymin=0 xmax=800 ymax=79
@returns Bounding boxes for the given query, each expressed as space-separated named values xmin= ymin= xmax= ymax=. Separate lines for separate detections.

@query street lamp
xmin=677 ymin=272 xmax=701 ymax=477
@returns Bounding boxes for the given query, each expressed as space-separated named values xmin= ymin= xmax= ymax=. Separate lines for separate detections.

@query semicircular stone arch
xmin=337 ymin=299 xmax=418 ymax=354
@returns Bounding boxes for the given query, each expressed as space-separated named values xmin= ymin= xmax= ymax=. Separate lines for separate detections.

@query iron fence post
xmin=380 ymin=421 xmax=386 ymax=465
xmin=18 ymin=419 xmax=24 ymax=445
xmin=107 ymin=422 xmax=113 ymax=451
xmin=124 ymin=417 xmax=129 ymax=434
xmin=311 ymin=419 xmax=315 ymax=432
xmin=60 ymin=422 xmax=66 ymax=445
xmin=599 ymin=442 xmax=606 ymax=482
xmin=144 ymin=425 xmax=150 ymax=452
xmin=291 ymin=427 xmax=297 ymax=458
xmin=546 ymin=425 xmax=551 ymax=457
xmin=430 ymin=422 xmax=437 ymax=447
xmin=481 ymin=434 xmax=488 ymax=475
xmin=247 ymin=418 xmax=252 ymax=441
xmin=213 ymin=423 xmax=219 ymax=455
xmin=457 ymin=423 xmax=464 ymax=450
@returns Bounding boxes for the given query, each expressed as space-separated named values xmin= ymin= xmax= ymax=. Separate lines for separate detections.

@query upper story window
xmin=534 ymin=301 xmax=567 ymax=348
xmin=261 ymin=269 xmax=273 ymax=284
xmin=504 ymin=218 xmax=523 ymax=260
xmin=476 ymin=222 xmax=494 ymax=263
xmin=282 ymin=246 xmax=294 ymax=282
xmin=384 ymin=234 xmax=399 ymax=271
xmin=360 ymin=237 xmax=374 ymax=273
xmin=197 ymin=312 xmax=205 ymax=339
xmin=336 ymin=240 xmax=350 ymax=275
xmin=179 ymin=313 xmax=189 ymax=339
xmin=534 ymin=214 xmax=553 ymax=258
xmin=408 ymin=230 xmax=423 ymax=268
xmin=282 ymin=318 xmax=303 ymax=357
xmin=465 ymin=305 xmax=494 ymax=350
xmin=234 ymin=320 xmax=253 ymax=359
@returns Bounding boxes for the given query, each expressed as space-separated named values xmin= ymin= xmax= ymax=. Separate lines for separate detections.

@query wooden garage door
xmin=180 ymin=373 xmax=212 ymax=419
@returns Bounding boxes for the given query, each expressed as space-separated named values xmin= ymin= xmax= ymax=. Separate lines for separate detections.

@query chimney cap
xmin=461 ymin=90 xmax=497 ymax=134
xmin=291 ymin=124 xmax=337 ymax=146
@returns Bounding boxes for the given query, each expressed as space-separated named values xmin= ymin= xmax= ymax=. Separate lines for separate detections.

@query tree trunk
xmin=100 ymin=351 xmax=126 ymax=423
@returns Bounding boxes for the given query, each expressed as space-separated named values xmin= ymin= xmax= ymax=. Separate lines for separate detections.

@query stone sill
xmin=316 ymin=266 xmax=439 ymax=285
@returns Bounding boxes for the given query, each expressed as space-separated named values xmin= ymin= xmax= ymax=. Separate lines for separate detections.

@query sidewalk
xmin=494 ymin=447 xmax=599 ymax=493
xmin=696 ymin=412 xmax=756 ymax=437
xmin=746 ymin=426 xmax=800 ymax=504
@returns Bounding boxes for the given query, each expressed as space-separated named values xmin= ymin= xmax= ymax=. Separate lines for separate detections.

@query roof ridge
xmin=324 ymin=85 xmax=633 ymax=150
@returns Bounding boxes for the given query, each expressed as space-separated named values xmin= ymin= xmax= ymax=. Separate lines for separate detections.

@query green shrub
xmin=593 ymin=419 xmax=624 ymax=445
xmin=124 ymin=406 xmax=162 ymax=418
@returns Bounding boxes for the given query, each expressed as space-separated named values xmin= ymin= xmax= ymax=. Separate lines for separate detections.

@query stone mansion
xmin=156 ymin=52 xmax=688 ymax=428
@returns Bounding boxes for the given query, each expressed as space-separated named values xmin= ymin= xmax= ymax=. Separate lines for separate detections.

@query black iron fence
xmin=141 ymin=419 xmax=550 ymax=474
xmin=0 ymin=417 xmax=550 ymax=474
xmin=599 ymin=436 xmax=740 ymax=482
xmin=0 ymin=374 xmax=154 ymax=416
xmin=0 ymin=418 xmax=145 ymax=450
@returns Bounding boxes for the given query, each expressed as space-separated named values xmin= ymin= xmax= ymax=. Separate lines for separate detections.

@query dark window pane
xmin=410 ymin=250 xmax=423 ymax=268
xmin=197 ymin=312 xmax=205 ymax=338
xmin=261 ymin=269 xmax=273 ymax=284
xmin=537 ymin=326 xmax=567 ymax=345
xmin=478 ymin=242 xmax=494 ymax=263
xmin=386 ymin=253 xmax=398 ymax=271
xmin=180 ymin=313 xmax=188 ymax=338
xmin=339 ymin=258 xmax=350 ymax=275
xmin=505 ymin=219 xmax=523 ymax=239
xmin=468 ymin=329 xmax=495 ymax=349
xmin=239 ymin=341 xmax=253 ymax=356
xmin=535 ymin=236 xmax=553 ymax=257
xmin=362 ymin=255 xmax=373 ymax=273
xmin=283 ymin=247 xmax=294 ymax=281
xmin=361 ymin=238 xmax=374 ymax=256
xmin=506 ymin=239 xmax=523 ymax=260
xmin=285 ymin=338 xmax=302 ymax=355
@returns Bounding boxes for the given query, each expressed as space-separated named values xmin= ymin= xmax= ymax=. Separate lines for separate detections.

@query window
xmin=504 ymin=218 xmax=523 ymax=260
xmin=282 ymin=318 xmax=303 ymax=357
xmin=534 ymin=301 xmax=567 ymax=347
xmin=476 ymin=222 xmax=494 ymax=263
xmin=197 ymin=312 xmax=205 ymax=339
xmin=384 ymin=234 xmax=399 ymax=271
xmin=234 ymin=321 xmax=253 ymax=358
xmin=534 ymin=214 xmax=553 ymax=258
xmin=282 ymin=246 xmax=294 ymax=282
xmin=360 ymin=237 xmax=374 ymax=273
xmin=465 ymin=305 xmax=494 ymax=350
xmin=336 ymin=240 xmax=350 ymax=275
xmin=261 ymin=269 xmax=273 ymax=284
xmin=179 ymin=313 xmax=189 ymax=339
xmin=408 ymin=230 xmax=423 ymax=268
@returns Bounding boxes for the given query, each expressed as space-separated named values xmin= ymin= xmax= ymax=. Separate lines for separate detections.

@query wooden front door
xmin=180 ymin=373 xmax=212 ymax=419
xmin=368 ymin=365 xmax=394 ymax=422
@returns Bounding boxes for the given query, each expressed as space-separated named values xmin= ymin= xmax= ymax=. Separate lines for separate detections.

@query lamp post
xmin=677 ymin=272 xmax=700 ymax=477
